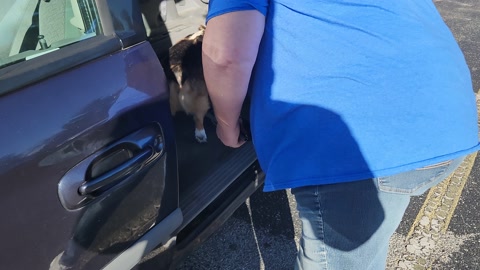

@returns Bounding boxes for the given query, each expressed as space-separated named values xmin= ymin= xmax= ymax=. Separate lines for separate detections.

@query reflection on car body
xmin=0 ymin=0 xmax=263 ymax=269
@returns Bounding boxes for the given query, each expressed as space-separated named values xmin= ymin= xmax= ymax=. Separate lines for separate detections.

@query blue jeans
xmin=291 ymin=157 xmax=465 ymax=270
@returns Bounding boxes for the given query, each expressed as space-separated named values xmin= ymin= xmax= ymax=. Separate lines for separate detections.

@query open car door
xmin=0 ymin=0 xmax=181 ymax=269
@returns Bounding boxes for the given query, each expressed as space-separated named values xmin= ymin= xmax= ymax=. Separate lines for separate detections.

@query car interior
xmin=140 ymin=0 xmax=257 ymax=229
xmin=0 ymin=0 xmax=99 ymax=68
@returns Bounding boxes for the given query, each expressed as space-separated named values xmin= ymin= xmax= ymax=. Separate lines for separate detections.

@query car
xmin=0 ymin=0 xmax=264 ymax=269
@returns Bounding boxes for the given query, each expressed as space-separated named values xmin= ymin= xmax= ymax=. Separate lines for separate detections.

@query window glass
xmin=0 ymin=0 xmax=101 ymax=68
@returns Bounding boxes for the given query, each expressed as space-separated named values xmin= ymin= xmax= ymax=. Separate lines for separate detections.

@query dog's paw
xmin=195 ymin=128 xmax=208 ymax=143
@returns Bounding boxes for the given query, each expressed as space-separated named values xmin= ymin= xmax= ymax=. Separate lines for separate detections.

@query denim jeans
xmin=291 ymin=157 xmax=465 ymax=270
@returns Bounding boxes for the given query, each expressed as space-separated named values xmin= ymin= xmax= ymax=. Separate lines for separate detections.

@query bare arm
xmin=202 ymin=10 xmax=265 ymax=147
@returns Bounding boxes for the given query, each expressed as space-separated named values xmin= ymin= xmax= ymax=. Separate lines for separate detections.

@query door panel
xmin=0 ymin=42 xmax=178 ymax=269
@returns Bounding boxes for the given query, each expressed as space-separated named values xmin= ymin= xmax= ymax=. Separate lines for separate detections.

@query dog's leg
xmin=194 ymin=113 xmax=208 ymax=143
xmin=193 ymin=94 xmax=210 ymax=143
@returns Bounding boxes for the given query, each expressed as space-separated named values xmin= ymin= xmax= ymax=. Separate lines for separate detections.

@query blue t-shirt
xmin=207 ymin=0 xmax=480 ymax=192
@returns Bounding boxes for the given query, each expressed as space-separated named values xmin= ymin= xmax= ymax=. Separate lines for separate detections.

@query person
xmin=201 ymin=1 xmax=480 ymax=269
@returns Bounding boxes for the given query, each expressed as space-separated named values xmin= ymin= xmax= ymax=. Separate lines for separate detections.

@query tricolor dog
xmin=169 ymin=26 xmax=210 ymax=143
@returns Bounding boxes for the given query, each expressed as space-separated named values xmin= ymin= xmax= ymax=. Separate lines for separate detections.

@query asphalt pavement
xmin=176 ymin=1 xmax=480 ymax=269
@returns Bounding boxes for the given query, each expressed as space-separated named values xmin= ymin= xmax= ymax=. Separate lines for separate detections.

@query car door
xmin=0 ymin=0 xmax=181 ymax=269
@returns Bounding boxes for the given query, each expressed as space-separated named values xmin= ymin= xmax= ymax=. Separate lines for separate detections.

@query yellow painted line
xmin=406 ymin=152 xmax=477 ymax=238
xmin=441 ymin=152 xmax=477 ymax=233
xmin=397 ymin=92 xmax=480 ymax=269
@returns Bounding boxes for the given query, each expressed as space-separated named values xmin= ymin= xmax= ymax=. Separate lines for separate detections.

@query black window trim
xmin=0 ymin=0 xmax=119 ymax=96
xmin=0 ymin=35 xmax=122 ymax=96
xmin=0 ymin=0 xmax=149 ymax=96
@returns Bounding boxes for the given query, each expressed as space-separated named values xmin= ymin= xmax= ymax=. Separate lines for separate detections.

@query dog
xmin=168 ymin=25 xmax=210 ymax=143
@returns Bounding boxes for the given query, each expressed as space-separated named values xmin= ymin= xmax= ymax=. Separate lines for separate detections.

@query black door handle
xmin=58 ymin=124 xmax=165 ymax=210
xmin=78 ymin=147 xmax=153 ymax=196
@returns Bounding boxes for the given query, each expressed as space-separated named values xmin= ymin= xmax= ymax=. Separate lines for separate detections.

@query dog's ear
xmin=193 ymin=34 xmax=203 ymax=44
xmin=198 ymin=25 xmax=206 ymax=40
xmin=189 ymin=26 xmax=205 ymax=45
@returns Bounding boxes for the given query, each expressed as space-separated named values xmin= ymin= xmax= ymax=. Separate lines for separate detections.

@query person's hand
xmin=216 ymin=119 xmax=247 ymax=148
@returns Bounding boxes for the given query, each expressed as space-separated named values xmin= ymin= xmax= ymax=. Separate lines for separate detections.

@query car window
xmin=0 ymin=0 xmax=101 ymax=68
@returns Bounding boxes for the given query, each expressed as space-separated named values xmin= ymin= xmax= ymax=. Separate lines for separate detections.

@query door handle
xmin=58 ymin=124 xmax=165 ymax=210
xmin=78 ymin=147 xmax=153 ymax=196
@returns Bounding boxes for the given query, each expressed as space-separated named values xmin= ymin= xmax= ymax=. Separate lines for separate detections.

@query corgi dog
xmin=168 ymin=25 xmax=210 ymax=143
